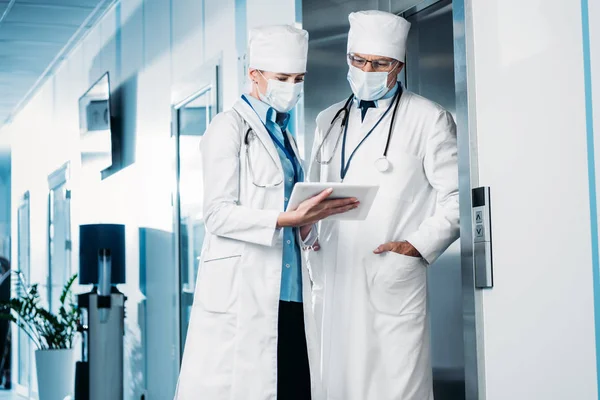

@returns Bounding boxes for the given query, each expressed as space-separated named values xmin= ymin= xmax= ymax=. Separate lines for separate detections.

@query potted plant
xmin=0 ymin=272 xmax=80 ymax=400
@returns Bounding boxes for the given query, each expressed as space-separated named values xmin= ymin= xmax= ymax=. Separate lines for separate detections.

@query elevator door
xmin=404 ymin=1 xmax=465 ymax=399
xmin=303 ymin=0 xmax=465 ymax=399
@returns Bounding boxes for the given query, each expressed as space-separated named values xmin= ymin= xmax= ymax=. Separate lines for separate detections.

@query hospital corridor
xmin=0 ymin=0 xmax=598 ymax=399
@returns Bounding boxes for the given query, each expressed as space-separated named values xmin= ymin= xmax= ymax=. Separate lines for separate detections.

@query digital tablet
xmin=286 ymin=182 xmax=380 ymax=220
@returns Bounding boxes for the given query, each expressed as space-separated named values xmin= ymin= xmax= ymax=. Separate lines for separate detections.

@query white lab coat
xmin=307 ymin=91 xmax=460 ymax=400
xmin=174 ymin=99 xmax=323 ymax=400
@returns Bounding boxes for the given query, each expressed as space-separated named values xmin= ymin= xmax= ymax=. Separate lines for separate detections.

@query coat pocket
xmin=364 ymin=252 xmax=427 ymax=316
xmin=196 ymin=255 xmax=241 ymax=313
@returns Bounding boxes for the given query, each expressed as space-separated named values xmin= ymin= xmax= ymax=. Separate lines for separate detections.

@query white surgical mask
xmin=347 ymin=65 xmax=390 ymax=101
xmin=258 ymin=73 xmax=304 ymax=113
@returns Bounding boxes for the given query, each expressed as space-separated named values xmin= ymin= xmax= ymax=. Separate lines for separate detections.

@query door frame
xmin=400 ymin=0 xmax=483 ymax=397
xmin=47 ymin=162 xmax=71 ymax=313
xmin=14 ymin=191 xmax=31 ymax=397
xmin=171 ymin=61 xmax=220 ymax=364
xmin=447 ymin=1 xmax=484 ymax=398
xmin=303 ymin=0 xmax=482 ymax=397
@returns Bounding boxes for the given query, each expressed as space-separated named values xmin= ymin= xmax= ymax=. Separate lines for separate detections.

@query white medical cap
xmin=347 ymin=10 xmax=411 ymax=61
xmin=248 ymin=25 xmax=309 ymax=74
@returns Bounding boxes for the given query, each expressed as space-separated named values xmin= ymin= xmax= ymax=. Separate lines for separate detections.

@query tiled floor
xmin=0 ymin=385 xmax=465 ymax=400
xmin=0 ymin=382 xmax=466 ymax=400
xmin=0 ymin=391 xmax=26 ymax=400
xmin=0 ymin=386 xmax=466 ymax=400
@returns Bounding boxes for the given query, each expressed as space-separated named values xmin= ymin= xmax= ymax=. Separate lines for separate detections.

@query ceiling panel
xmin=0 ymin=73 xmax=38 ymax=83
xmin=0 ymin=41 xmax=60 ymax=56
xmin=0 ymin=0 xmax=112 ymax=127
xmin=17 ymin=0 xmax=104 ymax=6
xmin=5 ymin=3 xmax=95 ymax=25
xmin=0 ymin=63 xmax=50 ymax=74
xmin=0 ymin=94 xmax=27 ymax=101
xmin=0 ymin=22 xmax=79 ymax=43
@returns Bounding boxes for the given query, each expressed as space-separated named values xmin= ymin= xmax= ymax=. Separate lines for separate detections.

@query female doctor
xmin=174 ymin=25 xmax=357 ymax=400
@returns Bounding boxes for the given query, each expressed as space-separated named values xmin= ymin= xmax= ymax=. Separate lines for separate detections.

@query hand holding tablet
xmin=276 ymin=187 xmax=359 ymax=228
xmin=287 ymin=183 xmax=380 ymax=221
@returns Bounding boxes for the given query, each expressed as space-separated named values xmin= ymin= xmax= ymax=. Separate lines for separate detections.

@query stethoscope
xmin=243 ymin=127 xmax=285 ymax=188
xmin=314 ymin=86 xmax=403 ymax=180
xmin=239 ymin=96 xmax=302 ymax=188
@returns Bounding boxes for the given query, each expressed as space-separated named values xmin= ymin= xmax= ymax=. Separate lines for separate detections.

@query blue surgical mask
xmin=347 ymin=65 xmax=390 ymax=101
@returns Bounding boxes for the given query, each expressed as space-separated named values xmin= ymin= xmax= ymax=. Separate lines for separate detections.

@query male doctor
xmin=307 ymin=10 xmax=460 ymax=400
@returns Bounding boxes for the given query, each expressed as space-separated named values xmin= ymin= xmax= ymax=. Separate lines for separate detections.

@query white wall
xmin=469 ymin=0 xmax=600 ymax=398
xmin=592 ymin=1 xmax=600 ymax=161
xmin=0 ymin=0 xmax=298 ymax=398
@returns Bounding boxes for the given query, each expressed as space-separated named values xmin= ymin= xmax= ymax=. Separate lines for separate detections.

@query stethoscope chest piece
xmin=375 ymin=156 xmax=391 ymax=173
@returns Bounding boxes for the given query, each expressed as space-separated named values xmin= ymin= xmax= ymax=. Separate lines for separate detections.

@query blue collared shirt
xmin=243 ymin=95 xmax=304 ymax=303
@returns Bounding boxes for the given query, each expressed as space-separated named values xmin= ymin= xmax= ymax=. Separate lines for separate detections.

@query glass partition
xmin=175 ymin=84 xmax=217 ymax=355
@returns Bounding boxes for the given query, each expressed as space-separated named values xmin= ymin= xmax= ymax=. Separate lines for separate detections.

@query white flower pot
xmin=35 ymin=348 xmax=76 ymax=400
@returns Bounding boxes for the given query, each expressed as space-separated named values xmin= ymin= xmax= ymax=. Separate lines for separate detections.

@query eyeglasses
xmin=347 ymin=54 xmax=399 ymax=72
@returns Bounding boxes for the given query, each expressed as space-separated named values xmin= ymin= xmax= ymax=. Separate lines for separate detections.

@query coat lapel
xmin=232 ymin=99 xmax=282 ymax=171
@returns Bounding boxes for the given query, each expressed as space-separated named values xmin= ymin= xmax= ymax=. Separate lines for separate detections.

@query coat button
xmin=285 ymin=264 xmax=290 ymax=268
xmin=287 ymin=240 xmax=291 ymax=245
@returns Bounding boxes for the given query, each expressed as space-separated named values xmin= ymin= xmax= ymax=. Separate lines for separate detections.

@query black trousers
xmin=277 ymin=300 xmax=312 ymax=400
